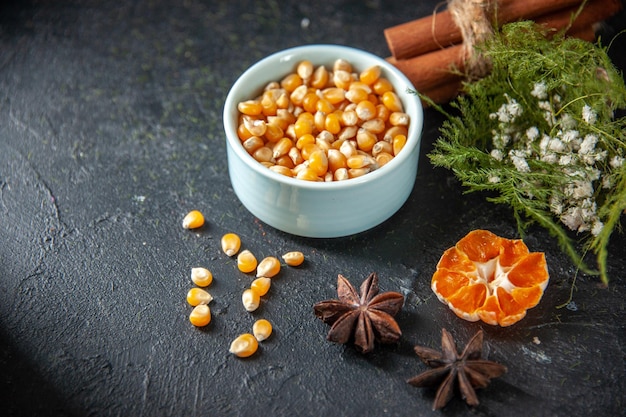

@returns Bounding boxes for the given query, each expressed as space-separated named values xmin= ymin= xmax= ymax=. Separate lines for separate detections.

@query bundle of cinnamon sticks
xmin=384 ymin=0 xmax=623 ymax=104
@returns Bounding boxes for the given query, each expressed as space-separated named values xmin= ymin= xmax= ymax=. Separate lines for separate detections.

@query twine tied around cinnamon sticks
xmin=384 ymin=0 xmax=624 ymax=104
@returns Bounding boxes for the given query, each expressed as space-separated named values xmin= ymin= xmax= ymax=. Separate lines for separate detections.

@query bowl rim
xmin=223 ymin=44 xmax=423 ymax=190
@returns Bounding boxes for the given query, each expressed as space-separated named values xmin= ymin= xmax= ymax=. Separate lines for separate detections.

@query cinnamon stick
xmin=385 ymin=0 xmax=587 ymax=60
xmin=389 ymin=0 xmax=622 ymax=98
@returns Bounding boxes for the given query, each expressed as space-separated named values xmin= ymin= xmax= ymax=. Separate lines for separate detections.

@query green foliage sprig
xmin=427 ymin=21 xmax=626 ymax=285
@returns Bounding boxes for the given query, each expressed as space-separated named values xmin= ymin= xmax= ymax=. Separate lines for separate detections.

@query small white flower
xmin=488 ymin=175 xmax=501 ymax=183
xmin=610 ymin=155 xmax=624 ymax=168
xmin=490 ymin=149 xmax=504 ymax=161
xmin=539 ymin=134 xmax=551 ymax=153
xmin=531 ymin=82 xmax=548 ymax=99
xmin=559 ymin=154 xmax=574 ymax=166
xmin=602 ymin=175 xmax=613 ymax=189
xmin=560 ymin=129 xmax=579 ymax=144
xmin=559 ymin=113 xmax=577 ymax=130
xmin=573 ymin=181 xmax=593 ymax=199
xmin=526 ymin=126 xmax=540 ymax=141
xmin=507 ymin=101 xmax=523 ymax=118
xmin=509 ymin=150 xmax=530 ymax=173
xmin=538 ymin=101 xmax=552 ymax=111
xmin=550 ymin=195 xmax=564 ymax=215
xmin=561 ymin=207 xmax=583 ymax=231
xmin=541 ymin=152 xmax=558 ymax=164
xmin=548 ymin=138 xmax=566 ymax=153
xmin=579 ymin=134 xmax=598 ymax=155
xmin=591 ymin=220 xmax=604 ymax=236
xmin=582 ymin=104 xmax=597 ymax=125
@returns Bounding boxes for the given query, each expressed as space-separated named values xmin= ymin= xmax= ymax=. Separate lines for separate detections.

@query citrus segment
xmin=431 ymin=230 xmax=549 ymax=326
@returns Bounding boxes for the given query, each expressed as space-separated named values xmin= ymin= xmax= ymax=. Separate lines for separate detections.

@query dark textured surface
xmin=1 ymin=1 xmax=625 ymax=416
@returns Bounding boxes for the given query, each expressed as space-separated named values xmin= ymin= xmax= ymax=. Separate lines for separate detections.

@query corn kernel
xmin=375 ymin=151 xmax=394 ymax=167
xmin=311 ymin=65 xmax=329 ymax=89
xmin=389 ymin=112 xmax=410 ymax=126
xmin=355 ymin=100 xmax=376 ymax=121
xmin=268 ymin=165 xmax=293 ymax=177
xmin=276 ymin=154 xmax=295 ymax=168
xmin=237 ymin=100 xmax=263 ymax=116
xmin=294 ymin=118 xmax=314 ymax=138
xmin=191 ymin=267 xmax=213 ymax=287
xmin=280 ymin=73 xmax=303 ymax=92
xmin=251 ymin=277 xmax=272 ymax=296
xmin=334 ymin=167 xmax=349 ymax=181
xmin=347 ymin=154 xmax=374 ymax=169
xmin=296 ymin=167 xmax=320 ymax=181
xmin=237 ymin=123 xmax=253 ymax=141
xmin=297 ymin=60 xmax=314 ymax=80
xmin=182 ymin=210 xmax=205 ymax=229
xmin=341 ymin=110 xmax=358 ymax=126
xmin=272 ymin=137 xmax=294 ymax=159
xmin=242 ymin=136 xmax=265 ymax=155
xmin=187 ymin=287 xmax=213 ymax=306
xmin=349 ymin=167 xmax=371 ymax=178
xmin=393 ymin=134 xmax=407 ymax=156
xmin=360 ymin=117 xmax=385 ymax=134
xmin=372 ymin=77 xmax=394 ymax=95
xmin=253 ymin=146 xmax=274 ymax=163
xmin=338 ymin=126 xmax=357 ymax=141
xmin=290 ymin=84 xmax=308 ymax=106
xmin=339 ymin=139 xmax=357 ymax=158
xmin=359 ymin=65 xmax=381 ymax=85
xmin=282 ymin=251 xmax=304 ymax=266
xmin=221 ymin=233 xmax=241 ymax=256
xmin=288 ymin=146 xmax=304 ymax=165
xmin=382 ymin=91 xmax=403 ymax=112
xmin=345 ymin=86 xmax=369 ymax=103
xmin=383 ymin=126 xmax=408 ymax=143
xmin=302 ymin=92 xmax=319 ymax=113
xmin=333 ymin=70 xmax=352 ymax=90
xmin=356 ymin=128 xmax=377 ymax=153
xmin=308 ymin=149 xmax=328 ymax=177
xmin=243 ymin=115 xmax=267 ymax=137
xmin=327 ymin=149 xmax=347 ymax=173
xmin=189 ymin=304 xmax=211 ymax=327
xmin=256 ymin=256 xmax=281 ymax=278
xmin=372 ymin=140 xmax=393 ymax=157
xmin=324 ymin=113 xmax=341 ymax=135
xmin=242 ymin=288 xmax=261 ymax=312
xmin=264 ymin=122 xmax=284 ymax=142
xmin=237 ymin=250 xmax=258 ymax=273
xmin=253 ymin=319 xmax=273 ymax=341
xmin=229 ymin=333 xmax=258 ymax=357
xmin=333 ymin=58 xmax=352 ymax=73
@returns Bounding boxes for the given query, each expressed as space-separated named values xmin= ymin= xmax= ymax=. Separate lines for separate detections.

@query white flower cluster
xmin=487 ymin=83 xmax=625 ymax=236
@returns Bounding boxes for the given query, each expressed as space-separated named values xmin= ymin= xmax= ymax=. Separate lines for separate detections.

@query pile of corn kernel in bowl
xmin=235 ymin=58 xmax=410 ymax=182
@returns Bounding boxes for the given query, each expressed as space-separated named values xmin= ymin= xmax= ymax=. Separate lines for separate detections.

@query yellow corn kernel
xmin=339 ymin=139 xmax=357 ymax=158
xmin=347 ymin=154 xmax=374 ymax=169
xmin=372 ymin=140 xmax=393 ymax=157
xmin=332 ymin=70 xmax=352 ymax=90
xmin=242 ymin=288 xmax=261 ymax=312
xmin=276 ymin=92 xmax=290 ymax=109
xmin=324 ymin=113 xmax=341 ymax=135
xmin=359 ymin=65 xmax=381 ymax=85
xmin=314 ymin=110 xmax=326 ymax=132
xmin=221 ymin=233 xmax=241 ymax=256
xmin=242 ymin=136 xmax=265 ymax=155
xmin=268 ymin=165 xmax=294 ymax=177
xmin=375 ymin=151 xmax=394 ymax=167
xmin=189 ymin=304 xmax=211 ymax=327
xmin=229 ymin=333 xmax=258 ymax=358
xmin=376 ymin=104 xmax=391 ymax=122
xmin=322 ymin=87 xmax=346 ymax=104
xmin=341 ymin=109 xmax=358 ymax=126
xmin=355 ymin=100 xmax=377 ymax=121
xmin=256 ymin=256 xmax=281 ymax=278
xmin=296 ymin=167 xmax=320 ymax=182
xmin=389 ymin=112 xmax=410 ymax=126
xmin=393 ymin=134 xmax=407 ymax=156
xmin=290 ymin=84 xmax=308 ymax=106
xmin=191 ymin=267 xmax=213 ymax=287
xmin=308 ymin=149 xmax=329 ymax=177
xmin=348 ymin=167 xmax=371 ymax=178
xmin=264 ymin=81 xmax=280 ymax=91
xmin=237 ymin=249 xmax=258 ymax=273
xmin=302 ymin=92 xmax=319 ymax=113
xmin=264 ymin=122 xmax=284 ymax=142
xmin=333 ymin=58 xmax=352 ymax=73
xmin=316 ymin=97 xmax=335 ymax=114
xmin=237 ymin=100 xmax=263 ymax=116
xmin=338 ymin=126 xmax=357 ymax=141
xmin=182 ymin=210 xmax=205 ymax=229
xmin=345 ymin=86 xmax=369 ymax=103
xmin=251 ymin=277 xmax=272 ymax=296
xmin=261 ymin=92 xmax=278 ymax=117
xmin=327 ymin=148 xmax=348 ymax=173
xmin=297 ymin=60 xmax=314 ymax=80
xmin=360 ymin=117 xmax=385 ymax=134
xmin=311 ymin=65 xmax=329 ymax=89
xmin=282 ymin=251 xmax=305 ymax=266
xmin=372 ymin=77 xmax=394 ymax=95
xmin=242 ymin=115 xmax=267 ymax=137
xmin=187 ymin=287 xmax=213 ymax=306
xmin=280 ymin=73 xmax=303 ymax=93
xmin=253 ymin=319 xmax=273 ymax=342
xmin=383 ymin=125 xmax=408 ymax=143
xmin=334 ymin=167 xmax=349 ymax=181
xmin=288 ymin=146 xmax=304 ymax=166
xmin=300 ymin=143 xmax=321 ymax=160
xmin=382 ymin=91 xmax=404 ymax=112
xmin=294 ymin=118 xmax=314 ymax=138
xmin=356 ymin=128 xmax=377 ymax=153
xmin=272 ymin=137 xmax=294 ymax=159
xmin=253 ymin=146 xmax=274 ymax=163
xmin=237 ymin=122 xmax=253 ymax=141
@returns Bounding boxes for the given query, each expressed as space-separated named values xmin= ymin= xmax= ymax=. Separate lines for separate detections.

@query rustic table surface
xmin=1 ymin=1 xmax=625 ymax=416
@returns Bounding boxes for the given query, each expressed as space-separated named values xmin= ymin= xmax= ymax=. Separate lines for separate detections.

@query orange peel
xmin=431 ymin=230 xmax=549 ymax=326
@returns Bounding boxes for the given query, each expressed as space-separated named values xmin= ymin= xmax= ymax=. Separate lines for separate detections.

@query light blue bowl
xmin=223 ymin=44 xmax=423 ymax=238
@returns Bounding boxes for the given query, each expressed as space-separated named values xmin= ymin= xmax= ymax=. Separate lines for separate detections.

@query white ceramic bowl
xmin=223 ymin=44 xmax=423 ymax=238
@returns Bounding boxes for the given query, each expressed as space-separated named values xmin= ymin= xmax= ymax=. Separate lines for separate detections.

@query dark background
xmin=1 ymin=1 xmax=625 ymax=416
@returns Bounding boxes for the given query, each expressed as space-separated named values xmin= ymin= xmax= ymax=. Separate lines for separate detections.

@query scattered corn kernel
xmin=282 ymin=251 xmax=304 ymax=266
xmin=251 ymin=277 xmax=272 ymax=296
xmin=256 ymin=256 xmax=281 ymax=278
xmin=242 ymin=288 xmax=261 ymax=312
xmin=189 ymin=304 xmax=211 ymax=327
xmin=190 ymin=267 xmax=213 ymax=287
xmin=237 ymin=250 xmax=258 ymax=273
xmin=220 ymin=234 xmax=240 ymax=257
xmin=253 ymin=319 xmax=273 ymax=341
xmin=182 ymin=210 xmax=205 ymax=230
xmin=229 ymin=333 xmax=259 ymax=357
xmin=187 ymin=287 xmax=213 ymax=306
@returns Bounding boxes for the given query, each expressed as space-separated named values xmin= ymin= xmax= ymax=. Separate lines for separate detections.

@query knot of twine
xmin=448 ymin=0 xmax=495 ymax=80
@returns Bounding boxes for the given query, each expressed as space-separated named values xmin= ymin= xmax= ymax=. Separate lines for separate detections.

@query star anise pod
xmin=313 ymin=272 xmax=404 ymax=354
xmin=407 ymin=328 xmax=507 ymax=410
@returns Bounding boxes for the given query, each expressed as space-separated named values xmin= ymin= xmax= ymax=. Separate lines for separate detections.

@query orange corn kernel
xmin=431 ymin=230 xmax=549 ymax=327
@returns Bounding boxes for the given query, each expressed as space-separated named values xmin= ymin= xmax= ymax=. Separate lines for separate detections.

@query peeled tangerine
xmin=431 ymin=230 xmax=549 ymax=327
